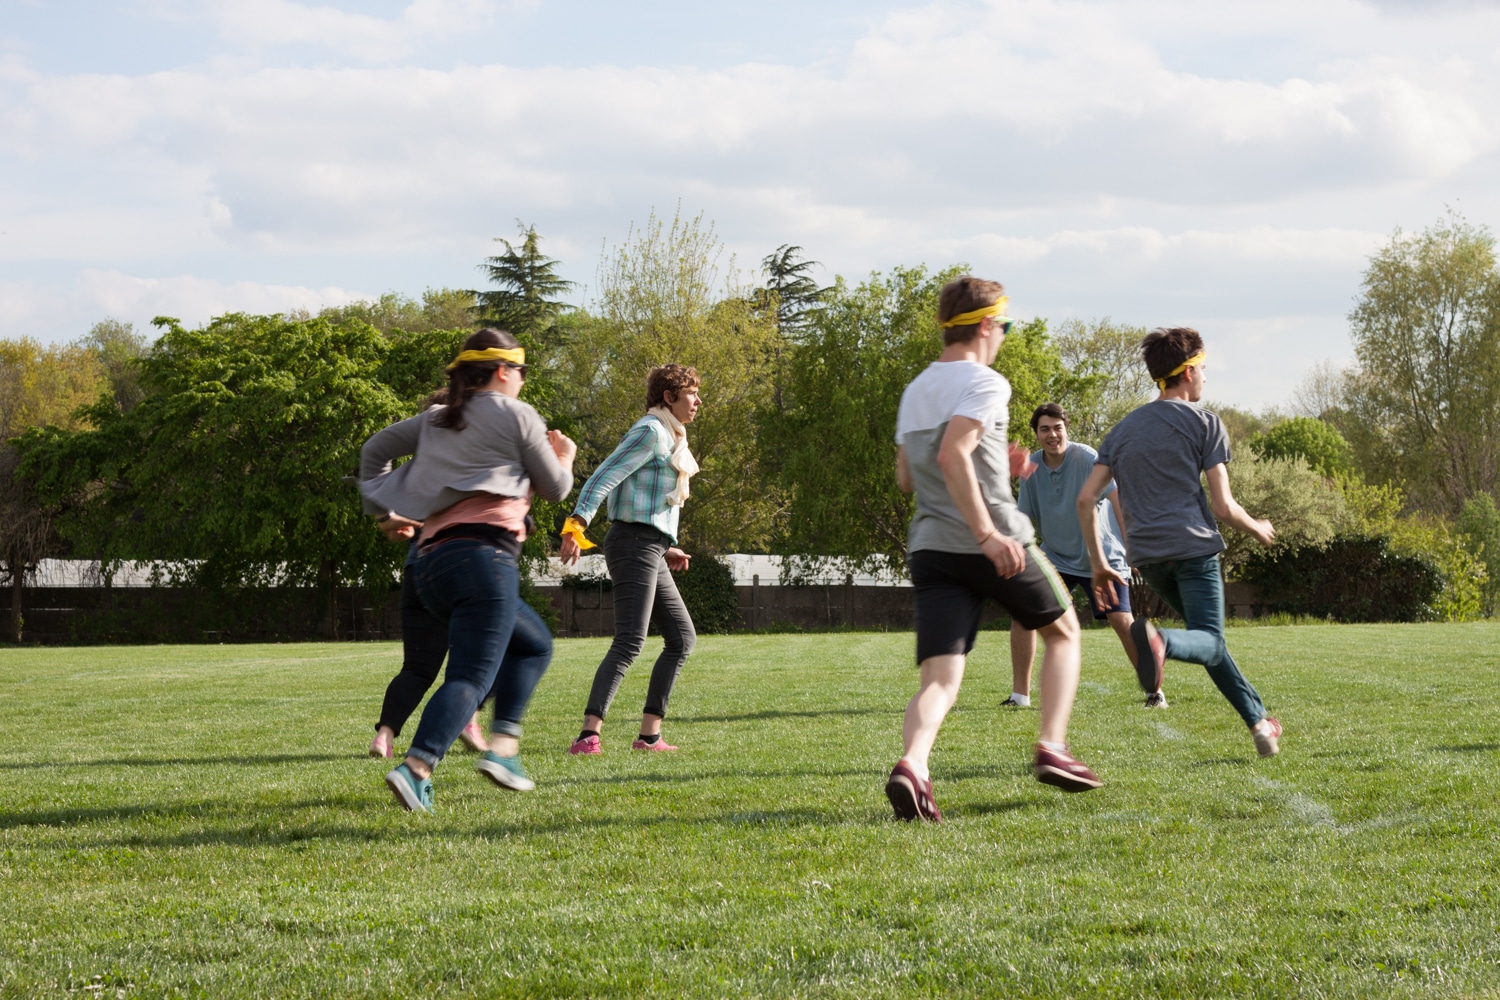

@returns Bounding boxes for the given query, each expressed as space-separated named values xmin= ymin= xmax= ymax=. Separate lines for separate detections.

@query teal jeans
xmin=1138 ymin=555 xmax=1267 ymax=728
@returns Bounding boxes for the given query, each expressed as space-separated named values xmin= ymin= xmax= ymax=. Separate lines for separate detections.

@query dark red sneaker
xmin=1033 ymin=743 xmax=1103 ymax=792
xmin=885 ymin=760 xmax=942 ymax=823
xmin=1130 ymin=618 xmax=1166 ymax=694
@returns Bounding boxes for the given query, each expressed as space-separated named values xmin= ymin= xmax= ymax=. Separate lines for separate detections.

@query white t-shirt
xmin=896 ymin=361 xmax=1034 ymax=554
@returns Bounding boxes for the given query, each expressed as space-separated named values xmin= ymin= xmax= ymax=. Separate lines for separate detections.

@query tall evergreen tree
xmin=473 ymin=222 xmax=576 ymax=337
xmin=758 ymin=244 xmax=828 ymax=338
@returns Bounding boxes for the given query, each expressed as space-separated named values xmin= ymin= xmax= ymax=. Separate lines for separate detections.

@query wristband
xmin=561 ymin=515 xmax=597 ymax=551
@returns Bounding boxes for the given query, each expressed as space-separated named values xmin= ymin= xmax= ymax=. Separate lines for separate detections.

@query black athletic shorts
xmin=909 ymin=545 xmax=1071 ymax=663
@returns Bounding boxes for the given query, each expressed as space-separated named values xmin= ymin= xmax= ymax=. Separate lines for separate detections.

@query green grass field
xmin=2 ymin=625 xmax=1498 ymax=998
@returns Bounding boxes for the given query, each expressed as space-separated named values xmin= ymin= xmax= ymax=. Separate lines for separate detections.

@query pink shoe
xmin=458 ymin=717 xmax=489 ymax=753
xmin=369 ymin=731 xmax=393 ymax=759
xmin=569 ymin=734 xmax=602 ymax=756
xmin=631 ymin=736 xmax=678 ymax=751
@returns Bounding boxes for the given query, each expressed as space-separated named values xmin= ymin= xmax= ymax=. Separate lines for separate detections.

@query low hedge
xmin=1238 ymin=535 xmax=1442 ymax=623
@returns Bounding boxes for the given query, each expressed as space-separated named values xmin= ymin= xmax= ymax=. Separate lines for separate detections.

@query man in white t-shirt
xmin=886 ymin=277 xmax=1101 ymax=823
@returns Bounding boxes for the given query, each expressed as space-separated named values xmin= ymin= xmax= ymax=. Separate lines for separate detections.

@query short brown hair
xmin=1140 ymin=327 xmax=1204 ymax=388
xmin=645 ymin=363 xmax=700 ymax=410
xmin=936 ymin=276 xmax=1005 ymax=346
xmin=1030 ymin=403 xmax=1068 ymax=432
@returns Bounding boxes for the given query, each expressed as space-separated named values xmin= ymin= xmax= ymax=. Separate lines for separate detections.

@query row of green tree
xmin=3 ymin=211 xmax=1499 ymax=632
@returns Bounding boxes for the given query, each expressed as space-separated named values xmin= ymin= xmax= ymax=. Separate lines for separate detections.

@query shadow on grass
xmin=943 ymin=799 xmax=1036 ymax=818
xmin=673 ymin=707 xmax=895 ymax=724
xmin=0 ymin=793 xmax=381 ymax=832
xmin=31 ymin=804 xmax=858 ymax=850
xmin=1190 ymin=758 xmax=1250 ymax=768
xmin=563 ymin=766 xmax=872 ymax=787
xmin=1436 ymin=742 xmax=1499 ymax=753
xmin=2 ymin=752 xmax=352 ymax=772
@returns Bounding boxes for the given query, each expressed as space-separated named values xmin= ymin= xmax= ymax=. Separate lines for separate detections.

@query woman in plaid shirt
xmin=560 ymin=365 xmax=702 ymax=754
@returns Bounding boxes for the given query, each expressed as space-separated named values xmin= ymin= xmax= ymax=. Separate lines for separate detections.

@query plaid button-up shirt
xmin=572 ymin=415 xmax=682 ymax=544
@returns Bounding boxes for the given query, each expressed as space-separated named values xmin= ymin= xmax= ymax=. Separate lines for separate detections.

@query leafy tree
xmin=761 ymin=266 xmax=955 ymax=579
xmin=16 ymin=313 xmax=431 ymax=636
xmin=320 ymin=289 xmax=478 ymax=337
xmin=1053 ymin=317 xmax=1154 ymax=444
xmin=1210 ymin=405 xmax=1282 ymax=450
xmin=473 ymin=222 xmax=576 ymax=337
xmin=80 ymin=319 xmax=150 ymax=413
xmin=1250 ymin=416 xmax=1354 ymax=478
xmin=1457 ymin=491 xmax=1500 ymax=616
xmin=994 ymin=318 xmax=1104 ymax=447
xmin=1290 ymin=359 xmax=1350 ymax=421
xmin=0 ymin=446 xmax=59 ymax=642
xmin=1344 ymin=214 xmax=1500 ymax=514
xmin=758 ymin=245 xmax=828 ymax=339
xmin=0 ymin=337 xmax=107 ymax=441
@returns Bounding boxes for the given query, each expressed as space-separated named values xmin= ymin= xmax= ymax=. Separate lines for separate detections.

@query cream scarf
xmin=648 ymin=405 xmax=699 ymax=507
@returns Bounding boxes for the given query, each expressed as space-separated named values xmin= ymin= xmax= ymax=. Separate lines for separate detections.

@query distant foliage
xmin=1457 ymin=492 xmax=1500 ymax=617
xmin=672 ymin=555 xmax=741 ymax=634
xmin=1240 ymin=536 xmax=1442 ymax=623
xmin=1053 ymin=317 xmax=1154 ymax=445
xmin=1250 ymin=417 xmax=1354 ymax=478
xmin=1344 ymin=214 xmax=1500 ymax=515
xmin=1220 ymin=455 xmax=1346 ymax=578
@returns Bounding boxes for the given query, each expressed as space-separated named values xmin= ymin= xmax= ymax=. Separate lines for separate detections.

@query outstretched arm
xmin=1204 ymin=464 xmax=1275 ymax=546
xmin=1077 ymin=464 xmax=1129 ymax=606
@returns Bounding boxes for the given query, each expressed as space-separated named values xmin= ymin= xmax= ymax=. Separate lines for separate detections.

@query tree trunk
xmin=320 ymin=558 xmax=338 ymax=640
xmin=8 ymin=553 xmax=22 ymax=644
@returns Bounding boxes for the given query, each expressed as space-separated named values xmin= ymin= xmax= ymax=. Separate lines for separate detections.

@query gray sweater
xmin=358 ymin=392 xmax=572 ymax=520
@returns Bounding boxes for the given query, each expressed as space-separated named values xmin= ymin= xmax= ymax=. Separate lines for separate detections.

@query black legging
xmin=376 ymin=560 xmax=452 ymax=735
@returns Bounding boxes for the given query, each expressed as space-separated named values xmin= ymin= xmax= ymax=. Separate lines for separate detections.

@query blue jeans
xmin=1138 ymin=555 xmax=1266 ymax=728
xmin=407 ymin=539 xmax=546 ymax=768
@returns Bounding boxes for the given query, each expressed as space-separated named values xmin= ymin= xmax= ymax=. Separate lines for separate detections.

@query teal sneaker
xmin=384 ymin=763 xmax=434 ymax=813
xmin=475 ymin=750 xmax=535 ymax=792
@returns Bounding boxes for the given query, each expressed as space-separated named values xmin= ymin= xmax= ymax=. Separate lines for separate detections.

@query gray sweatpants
xmin=584 ymin=520 xmax=697 ymax=720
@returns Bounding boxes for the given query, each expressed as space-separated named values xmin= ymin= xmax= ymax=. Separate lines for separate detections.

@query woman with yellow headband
xmin=358 ymin=328 xmax=577 ymax=812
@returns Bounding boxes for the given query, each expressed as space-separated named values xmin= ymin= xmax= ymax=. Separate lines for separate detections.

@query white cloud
xmin=4 ymin=0 xmax=1500 ymax=406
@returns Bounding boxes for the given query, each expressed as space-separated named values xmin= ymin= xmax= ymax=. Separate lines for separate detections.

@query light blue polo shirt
xmin=1016 ymin=443 xmax=1129 ymax=577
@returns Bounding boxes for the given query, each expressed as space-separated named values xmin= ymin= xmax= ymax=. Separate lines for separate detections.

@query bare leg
xmin=403 ymin=755 xmax=432 ymax=780
xmin=1008 ymin=621 xmax=1036 ymax=698
xmin=901 ymin=654 xmax=966 ymax=771
xmin=489 ymin=734 xmax=519 ymax=757
xmin=582 ymin=713 xmax=604 ymax=733
xmin=639 ymin=712 xmax=662 ymax=737
xmin=1036 ymin=608 xmax=1082 ymax=746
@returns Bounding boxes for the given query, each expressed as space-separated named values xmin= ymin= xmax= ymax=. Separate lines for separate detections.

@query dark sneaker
xmin=384 ymin=763 xmax=434 ymax=813
xmin=1033 ymin=744 xmax=1103 ymax=793
xmin=1253 ymin=717 xmax=1282 ymax=757
xmin=1143 ymin=691 xmax=1169 ymax=709
xmin=476 ymin=751 xmax=535 ymax=791
xmin=884 ymin=760 xmax=942 ymax=823
xmin=1129 ymin=618 xmax=1166 ymax=694
xmin=1000 ymin=696 xmax=1028 ymax=709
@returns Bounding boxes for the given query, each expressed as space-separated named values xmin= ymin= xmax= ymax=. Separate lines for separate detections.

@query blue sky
xmin=4 ymin=0 xmax=1499 ymax=407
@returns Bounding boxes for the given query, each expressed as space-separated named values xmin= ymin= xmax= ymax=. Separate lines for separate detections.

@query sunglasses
xmin=504 ymin=363 xmax=529 ymax=378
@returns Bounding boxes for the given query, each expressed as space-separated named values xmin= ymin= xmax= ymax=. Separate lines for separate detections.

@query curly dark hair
xmin=645 ymin=364 xmax=700 ymax=411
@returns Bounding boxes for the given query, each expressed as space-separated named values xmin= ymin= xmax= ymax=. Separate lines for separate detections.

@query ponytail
xmin=434 ymin=328 xmax=520 ymax=431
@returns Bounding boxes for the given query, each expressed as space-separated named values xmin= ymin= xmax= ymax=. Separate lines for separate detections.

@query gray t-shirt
xmin=896 ymin=361 xmax=1034 ymax=554
xmin=1017 ymin=443 xmax=1128 ymax=576
xmin=1095 ymin=399 xmax=1231 ymax=565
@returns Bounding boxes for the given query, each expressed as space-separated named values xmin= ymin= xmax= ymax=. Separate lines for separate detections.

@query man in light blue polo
xmin=1011 ymin=403 xmax=1168 ymax=708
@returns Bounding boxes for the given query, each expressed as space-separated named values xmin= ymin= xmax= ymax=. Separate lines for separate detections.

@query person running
xmin=1010 ymin=403 xmax=1168 ymax=709
xmin=559 ymin=364 xmax=701 ymax=755
xmin=360 ymin=329 xmax=576 ymax=812
xmin=366 ymin=387 xmax=490 ymax=760
xmin=1076 ymin=327 xmax=1282 ymax=758
xmin=886 ymin=277 xmax=1101 ymax=823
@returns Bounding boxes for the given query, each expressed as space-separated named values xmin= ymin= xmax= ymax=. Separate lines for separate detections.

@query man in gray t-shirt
xmin=1077 ymin=327 xmax=1284 ymax=760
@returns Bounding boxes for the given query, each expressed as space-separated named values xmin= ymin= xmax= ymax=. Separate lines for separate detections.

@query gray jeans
xmin=584 ymin=520 xmax=697 ymax=720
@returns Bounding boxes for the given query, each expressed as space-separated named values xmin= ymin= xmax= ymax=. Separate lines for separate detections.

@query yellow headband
xmin=939 ymin=296 xmax=1010 ymax=329
xmin=1156 ymin=351 xmax=1206 ymax=389
xmin=446 ymin=347 xmax=525 ymax=371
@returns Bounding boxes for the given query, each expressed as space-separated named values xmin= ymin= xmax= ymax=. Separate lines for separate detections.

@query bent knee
xmin=1039 ymin=607 xmax=1081 ymax=642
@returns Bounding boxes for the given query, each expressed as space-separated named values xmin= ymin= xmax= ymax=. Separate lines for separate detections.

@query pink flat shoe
xmin=369 ymin=731 xmax=393 ymax=759
xmin=569 ymin=734 xmax=602 ymax=756
xmin=459 ymin=717 xmax=489 ymax=753
xmin=631 ymin=737 xmax=678 ymax=752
